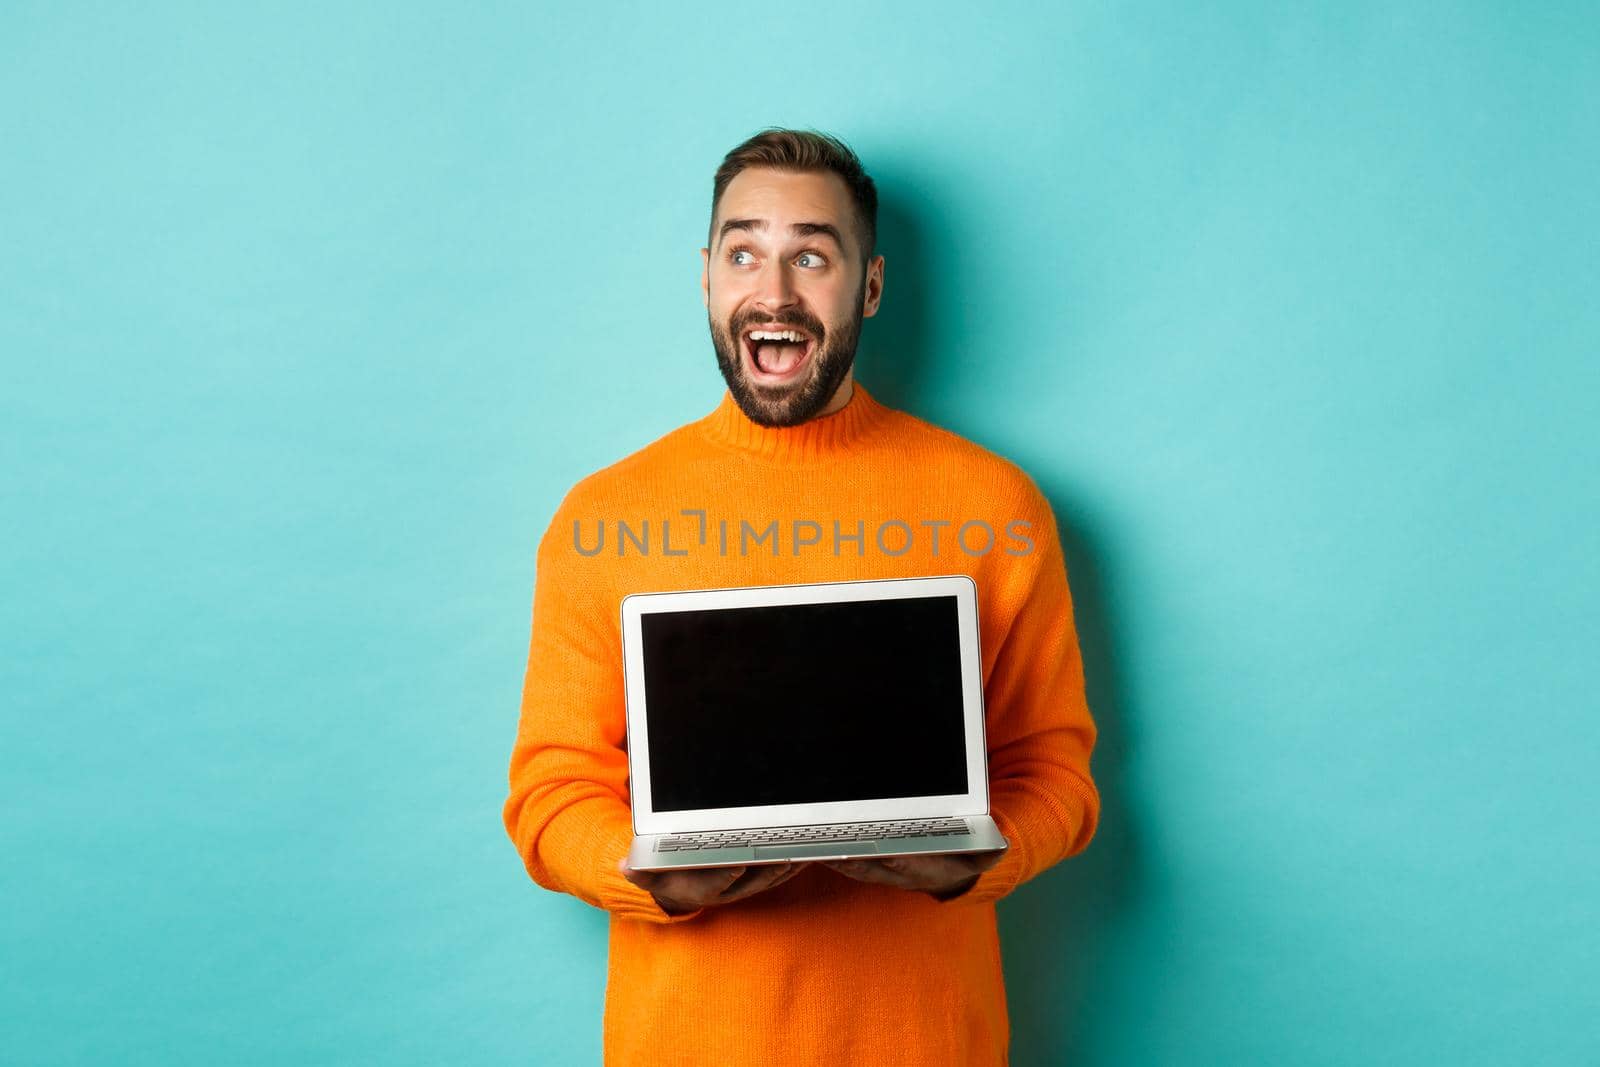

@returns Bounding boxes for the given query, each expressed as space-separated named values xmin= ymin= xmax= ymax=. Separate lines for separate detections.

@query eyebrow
xmin=718 ymin=218 xmax=846 ymax=252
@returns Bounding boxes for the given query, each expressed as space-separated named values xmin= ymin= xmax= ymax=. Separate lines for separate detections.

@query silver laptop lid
xmin=620 ymin=575 xmax=989 ymax=836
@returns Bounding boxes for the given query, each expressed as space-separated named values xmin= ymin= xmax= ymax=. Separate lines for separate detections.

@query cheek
xmin=817 ymin=285 xmax=858 ymax=323
xmin=707 ymin=286 xmax=750 ymax=323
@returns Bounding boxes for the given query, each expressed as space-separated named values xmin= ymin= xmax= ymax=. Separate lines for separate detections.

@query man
xmin=503 ymin=128 xmax=1100 ymax=1066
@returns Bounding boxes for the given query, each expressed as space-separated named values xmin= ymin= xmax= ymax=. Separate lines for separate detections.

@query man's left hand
xmin=821 ymin=850 xmax=1005 ymax=901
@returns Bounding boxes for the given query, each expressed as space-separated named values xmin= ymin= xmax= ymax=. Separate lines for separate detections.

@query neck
xmin=818 ymin=373 xmax=854 ymax=418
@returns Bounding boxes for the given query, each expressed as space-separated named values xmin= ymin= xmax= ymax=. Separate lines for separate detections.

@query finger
xmin=618 ymin=856 xmax=656 ymax=890
xmin=767 ymin=861 xmax=808 ymax=888
xmin=718 ymin=862 xmax=795 ymax=902
xmin=651 ymin=865 xmax=745 ymax=905
xmin=759 ymin=860 xmax=804 ymax=887
xmin=832 ymin=855 xmax=975 ymax=891
xmin=823 ymin=858 xmax=916 ymax=888
xmin=710 ymin=864 xmax=766 ymax=899
xmin=872 ymin=856 xmax=933 ymax=887
xmin=686 ymin=865 xmax=748 ymax=893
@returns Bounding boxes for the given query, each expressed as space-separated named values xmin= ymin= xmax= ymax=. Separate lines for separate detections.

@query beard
xmin=709 ymin=285 xmax=865 ymax=428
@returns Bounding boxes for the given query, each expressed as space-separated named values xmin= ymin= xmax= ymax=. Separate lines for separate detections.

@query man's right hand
xmin=618 ymin=857 xmax=807 ymax=916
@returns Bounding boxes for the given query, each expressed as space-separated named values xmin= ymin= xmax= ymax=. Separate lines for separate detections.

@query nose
xmin=752 ymin=258 xmax=799 ymax=314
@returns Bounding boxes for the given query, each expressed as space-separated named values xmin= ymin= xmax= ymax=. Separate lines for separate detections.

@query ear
xmin=699 ymin=247 xmax=710 ymax=309
xmin=861 ymin=254 xmax=885 ymax=318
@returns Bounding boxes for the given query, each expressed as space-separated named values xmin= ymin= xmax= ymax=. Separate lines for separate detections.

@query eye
xmin=729 ymin=248 xmax=755 ymax=265
xmin=796 ymin=251 xmax=826 ymax=268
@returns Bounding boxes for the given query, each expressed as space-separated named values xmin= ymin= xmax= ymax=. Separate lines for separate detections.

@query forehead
xmin=715 ymin=167 xmax=854 ymax=235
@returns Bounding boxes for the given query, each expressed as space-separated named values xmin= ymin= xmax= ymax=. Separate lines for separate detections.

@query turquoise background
xmin=3 ymin=3 xmax=1596 ymax=1064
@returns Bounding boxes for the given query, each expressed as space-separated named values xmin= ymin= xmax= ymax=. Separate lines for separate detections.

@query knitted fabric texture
xmin=503 ymin=383 xmax=1100 ymax=1066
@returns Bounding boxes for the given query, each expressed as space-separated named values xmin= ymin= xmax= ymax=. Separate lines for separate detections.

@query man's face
xmin=701 ymin=167 xmax=884 ymax=427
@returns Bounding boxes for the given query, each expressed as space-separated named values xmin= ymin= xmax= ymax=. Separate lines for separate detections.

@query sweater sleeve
xmin=502 ymin=496 xmax=704 ymax=925
xmin=941 ymin=479 xmax=1101 ymax=906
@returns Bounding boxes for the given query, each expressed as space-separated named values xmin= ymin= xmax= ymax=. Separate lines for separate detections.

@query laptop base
xmin=627 ymin=815 xmax=1007 ymax=872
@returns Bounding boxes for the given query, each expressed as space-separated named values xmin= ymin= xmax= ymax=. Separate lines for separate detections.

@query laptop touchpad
xmin=755 ymin=842 xmax=879 ymax=859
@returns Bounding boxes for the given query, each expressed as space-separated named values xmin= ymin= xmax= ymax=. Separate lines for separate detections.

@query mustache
xmin=729 ymin=312 xmax=826 ymax=338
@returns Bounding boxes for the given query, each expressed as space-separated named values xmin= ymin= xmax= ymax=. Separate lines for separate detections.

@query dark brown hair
xmin=709 ymin=127 xmax=878 ymax=268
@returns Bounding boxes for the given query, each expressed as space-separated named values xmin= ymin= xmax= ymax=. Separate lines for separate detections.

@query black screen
xmin=640 ymin=594 xmax=969 ymax=812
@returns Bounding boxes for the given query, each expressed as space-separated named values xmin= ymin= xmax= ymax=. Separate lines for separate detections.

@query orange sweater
xmin=503 ymin=383 xmax=1100 ymax=1066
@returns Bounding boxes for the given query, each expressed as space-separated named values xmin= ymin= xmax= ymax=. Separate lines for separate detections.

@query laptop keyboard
xmin=656 ymin=818 xmax=970 ymax=852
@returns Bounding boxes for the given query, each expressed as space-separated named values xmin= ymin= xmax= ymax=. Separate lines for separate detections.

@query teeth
xmin=748 ymin=329 xmax=806 ymax=343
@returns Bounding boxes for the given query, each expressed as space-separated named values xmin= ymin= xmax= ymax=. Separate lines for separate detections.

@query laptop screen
xmin=639 ymin=593 xmax=970 ymax=813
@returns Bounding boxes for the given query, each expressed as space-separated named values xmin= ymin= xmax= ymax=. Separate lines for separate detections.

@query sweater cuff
xmin=594 ymin=814 xmax=706 ymax=924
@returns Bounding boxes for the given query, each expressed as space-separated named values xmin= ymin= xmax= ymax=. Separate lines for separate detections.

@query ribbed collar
xmin=699 ymin=381 xmax=891 ymax=463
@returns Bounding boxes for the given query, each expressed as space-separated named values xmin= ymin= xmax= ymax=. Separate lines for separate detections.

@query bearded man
xmin=504 ymin=127 xmax=1100 ymax=1066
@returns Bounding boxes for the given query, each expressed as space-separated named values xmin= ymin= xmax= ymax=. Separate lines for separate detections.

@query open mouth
xmin=741 ymin=325 xmax=816 ymax=383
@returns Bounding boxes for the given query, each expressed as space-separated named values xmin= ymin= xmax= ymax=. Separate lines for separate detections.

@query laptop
xmin=621 ymin=574 xmax=1009 ymax=871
